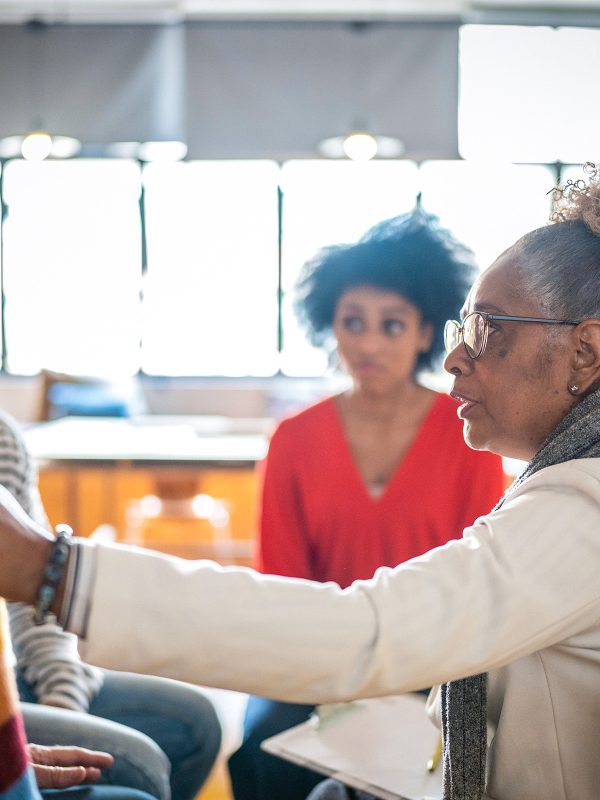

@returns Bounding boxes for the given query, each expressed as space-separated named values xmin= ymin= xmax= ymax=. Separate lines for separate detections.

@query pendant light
xmin=0 ymin=19 xmax=81 ymax=161
xmin=317 ymin=23 xmax=404 ymax=162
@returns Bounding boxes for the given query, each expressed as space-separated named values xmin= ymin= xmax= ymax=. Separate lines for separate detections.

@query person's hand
xmin=27 ymin=744 xmax=114 ymax=789
xmin=0 ymin=484 xmax=55 ymax=605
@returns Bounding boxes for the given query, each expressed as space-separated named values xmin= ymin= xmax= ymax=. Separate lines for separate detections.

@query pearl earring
xmin=569 ymin=384 xmax=580 ymax=395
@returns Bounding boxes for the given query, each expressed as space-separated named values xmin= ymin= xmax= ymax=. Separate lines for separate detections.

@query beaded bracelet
xmin=33 ymin=524 xmax=73 ymax=625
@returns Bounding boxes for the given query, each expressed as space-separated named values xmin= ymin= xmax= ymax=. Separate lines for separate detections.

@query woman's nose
xmin=357 ymin=330 xmax=383 ymax=353
xmin=444 ymin=343 xmax=471 ymax=376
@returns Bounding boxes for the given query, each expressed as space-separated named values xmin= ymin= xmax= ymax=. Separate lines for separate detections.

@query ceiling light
xmin=343 ymin=133 xmax=378 ymax=161
xmin=21 ymin=132 xmax=52 ymax=160
xmin=318 ymin=132 xmax=404 ymax=161
xmin=0 ymin=132 xmax=81 ymax=161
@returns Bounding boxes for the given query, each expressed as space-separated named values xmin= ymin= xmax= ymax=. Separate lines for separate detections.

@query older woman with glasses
xmin=0 ymin=166 xmax=600 ymax=800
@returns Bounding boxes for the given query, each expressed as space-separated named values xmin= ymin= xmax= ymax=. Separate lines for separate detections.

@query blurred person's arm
xmin=0 ymin=410 xmax=103 ymax=712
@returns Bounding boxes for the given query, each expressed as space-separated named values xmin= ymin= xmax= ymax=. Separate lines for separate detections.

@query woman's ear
xmin=570 ymin=320 xmax=600 ymax=392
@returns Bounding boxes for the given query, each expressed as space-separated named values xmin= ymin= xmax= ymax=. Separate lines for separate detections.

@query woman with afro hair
xmin=228 ymin=211 xmax=505 ymax=800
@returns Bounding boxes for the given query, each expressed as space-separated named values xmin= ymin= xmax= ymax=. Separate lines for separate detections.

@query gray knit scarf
xmin=441 ymin=385 xmax=600 ymax=800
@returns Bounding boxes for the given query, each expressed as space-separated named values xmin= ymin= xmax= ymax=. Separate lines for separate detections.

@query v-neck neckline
xmin=328 ymin=393 xmax=442 ymax=506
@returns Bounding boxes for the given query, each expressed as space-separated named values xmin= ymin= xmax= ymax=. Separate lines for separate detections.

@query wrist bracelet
xmin=33 ymin=524 xmax=73 ymax=626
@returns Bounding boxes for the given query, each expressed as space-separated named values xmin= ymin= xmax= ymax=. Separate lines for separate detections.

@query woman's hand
xmin=0 ymin=484 xmax=55 ymax=605
xmin=27 ymin=744 xmax=114 ymax=789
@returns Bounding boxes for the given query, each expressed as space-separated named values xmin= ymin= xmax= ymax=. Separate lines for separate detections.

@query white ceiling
xmin=0 ymin=0 xmax=600 ymax=24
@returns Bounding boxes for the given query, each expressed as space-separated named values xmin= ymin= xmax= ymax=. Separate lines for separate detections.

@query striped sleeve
xmin=0 ymin=411 xmax=103 ymax=712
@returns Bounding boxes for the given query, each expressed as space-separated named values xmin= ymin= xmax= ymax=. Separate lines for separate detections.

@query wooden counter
xmin=24 ymin=416 xmax=269 ymax=563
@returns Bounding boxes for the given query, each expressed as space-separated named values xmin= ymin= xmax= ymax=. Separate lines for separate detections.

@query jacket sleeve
xmin=78 ymin=462 xmax=600 ymax=704
xmin=0 ymin=412 xmax=103 ymax=712
xmin=254 ymin=421 xmax=315 ymax=579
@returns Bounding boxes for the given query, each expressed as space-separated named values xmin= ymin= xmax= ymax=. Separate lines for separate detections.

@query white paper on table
xmin=261 ymin=693 xmax=443 ymax=800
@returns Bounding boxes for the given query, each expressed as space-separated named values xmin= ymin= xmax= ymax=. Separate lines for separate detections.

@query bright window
xmin=419 ymin=161 xmax=554 ymax=270
xmin=459 ymin=26 xmax=600 ymax=163
xmin=0 ymin=156 xmax=589 ymax=380
xmin=142 ymin=161 xmax=280 ymax=376
xmin=2 ymin=159 xmax=141 ymax=376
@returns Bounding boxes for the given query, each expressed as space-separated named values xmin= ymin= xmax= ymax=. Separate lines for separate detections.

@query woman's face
xmin=444 ymin=253 xmax=576 ymax=461
xmin=332 ymin=286 xmax=432 ymax=394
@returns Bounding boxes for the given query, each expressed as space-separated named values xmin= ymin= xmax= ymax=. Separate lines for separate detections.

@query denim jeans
xmin=228 ymin=696 xmax=323 ymax=800
xmin=20 ymin=668 xmax=222 ymax=800
xmin=306 ymin=779 xmax=376 ymax=800
xmin=42 ymin=788 xmax=158 ymax=800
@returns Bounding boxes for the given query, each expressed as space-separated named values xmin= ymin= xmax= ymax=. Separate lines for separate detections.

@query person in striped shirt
xmin=1 ymin=410 xmax=221 ymax=800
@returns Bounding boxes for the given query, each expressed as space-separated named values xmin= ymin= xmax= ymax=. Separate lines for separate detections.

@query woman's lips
xmin=450 ymin=390 xmax=479 ymax=419
xmin=354 ymin=361 xmax=382 ymax=377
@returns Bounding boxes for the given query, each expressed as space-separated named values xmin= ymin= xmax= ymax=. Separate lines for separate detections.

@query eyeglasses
xmin=444 ymin=312 xmax=582 ymax=360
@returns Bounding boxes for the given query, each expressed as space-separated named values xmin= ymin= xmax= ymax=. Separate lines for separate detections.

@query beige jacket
xmin=77 ymin=459 xmax=600 ymax=800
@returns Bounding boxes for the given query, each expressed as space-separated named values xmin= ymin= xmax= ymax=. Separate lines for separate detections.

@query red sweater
xmin=256 ymin=393 xmax=505 ymax=588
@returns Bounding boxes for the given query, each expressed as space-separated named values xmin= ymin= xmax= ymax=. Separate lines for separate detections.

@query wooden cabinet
xmin=38 ymin=463 xmax=259 ymax=565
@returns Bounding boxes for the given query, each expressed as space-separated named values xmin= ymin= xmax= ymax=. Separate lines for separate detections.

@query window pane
xmin=3 ymin=159 xmax=142 ymax=376
xmin=554 ymin=29 xmax=600 ymax=164
xmin=419 ymin=161 xmax=554 ymax=271
xmin=459 ymin=25 xmax=600 ymax=163
xmin=280 ymin=160 xmax=419 ymax=376
xmin=142 ymin=161 xmax=280 ymax=376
